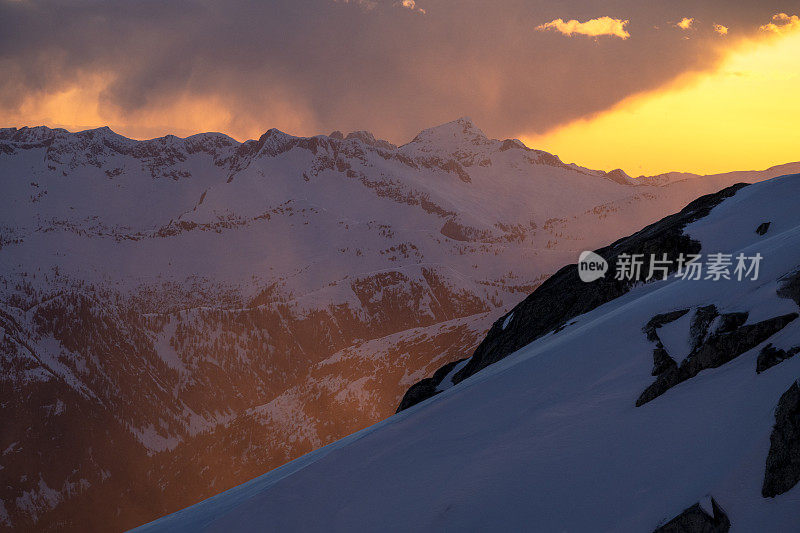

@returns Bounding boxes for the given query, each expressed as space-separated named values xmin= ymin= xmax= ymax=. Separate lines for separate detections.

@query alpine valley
xmin=1 ymin=117 xmax=798 ymax=531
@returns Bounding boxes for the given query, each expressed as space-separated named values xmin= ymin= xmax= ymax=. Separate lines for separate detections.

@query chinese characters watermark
xmin=578 ymin=252 xmax=762 ymax=282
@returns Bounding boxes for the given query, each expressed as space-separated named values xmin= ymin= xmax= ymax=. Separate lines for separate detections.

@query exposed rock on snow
xmin=395 ymin=357 xmax=468 ymax=412
xmin=762 ymin=381 xmax=800 ymax=498
xmin=652 ymin=497 xmax=730 ymax=533
xmin=777 ymin=269 xmax=800 ymax=307
xmin=637 ymin=309 xmax=798 ymax=406
xmin=756 ymin=343 xmax=800 ymax=374
xmin=643 ymin=309 xmax=690 ymax=375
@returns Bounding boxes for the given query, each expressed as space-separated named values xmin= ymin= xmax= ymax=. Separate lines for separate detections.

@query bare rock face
xmin=395 ymin=358 xmax=467 ymax=412
xmin=637 ymin=264 xmax=800 ymax=406
xmin=644 ymin=309 xmax=690 ymax=375
xmin=645 ymin=309 xmax=691 ymax=341
xmin=688 ymin=305 xmax=718 ymax=351
xmin=637 ymin=310 xmax=798 ymax=406
xmin=762 ymin=381 xmax=800 ymax=498
xmin=653 ymin=498 xmax=730 ymax=533
xmin=756 ymin=343 xmax=800 ymax=373
xmin=777 ymin=270 xmax=800 ymax=307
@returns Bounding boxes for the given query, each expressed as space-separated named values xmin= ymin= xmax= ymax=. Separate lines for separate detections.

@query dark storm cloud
xmin=0 ymin=0 xmax=796 ymax=141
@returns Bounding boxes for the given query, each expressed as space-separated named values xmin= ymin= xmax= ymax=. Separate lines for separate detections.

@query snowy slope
xmin=1 ymin=118 xmax=798 ymax=530
xmin=137 ymin=174 xmax=800 ymax=532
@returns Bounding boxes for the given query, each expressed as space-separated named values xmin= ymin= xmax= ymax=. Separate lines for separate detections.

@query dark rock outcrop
xmin=762 ymin=381 xmax=800 ymax=497
xmin=653 ymin=498 xmax=730 ymax=533
xmin=777 ymin=269 xmax=800 ymax=307
xmin=756 ymin=221 xmax=771 ymax=235
xmin=397 ymin=183 xmax=749 ymax=412
xmin=757 ymin=343 xmax=800 ymax=373
xmin=644 ymin=308 xmax=691 ymax=342
xmin=716 ymin=312 xmax=748 ymax=334
xmin=637 ymin=311 xmax=798 ymax=406
xmin=644 ymin=309 xmax=691 ymax=376
xmin=688 ymin=305 xmax=718 ymax=352
xmin=651 ymin=345 xmax=678 ymax=376
xmin=396 ymin=358 xmax=467 ymax=412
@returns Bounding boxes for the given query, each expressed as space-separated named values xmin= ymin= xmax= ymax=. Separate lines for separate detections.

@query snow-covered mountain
xmin=1 ymin=117 xmax=798 ymax=530
xmin=137 ymin=174 xmax=800 ymax=532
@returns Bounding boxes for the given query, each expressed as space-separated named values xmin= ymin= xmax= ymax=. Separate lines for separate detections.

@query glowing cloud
xmin=397 ymin=0 xmax=425 ymax=14
xmin=760 ymin=13 xmax=800 ymax=34
xmin=713 ymin=24 xmax=729 ymax=35
xmin=536 ymin=17 xmax=630 ymax=40
xmin=677 ymin=17 xmax=694 ymax=30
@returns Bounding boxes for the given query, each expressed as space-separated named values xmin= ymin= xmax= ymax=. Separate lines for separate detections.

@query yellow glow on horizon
xmin=522 ymin=28 xmax=800 ymax=176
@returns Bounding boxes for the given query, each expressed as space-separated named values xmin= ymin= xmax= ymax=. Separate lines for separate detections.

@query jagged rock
xmin=653 ymin=498 xmax=730 ymax=532
xmin=756 ymin=222 xmax=771 ymax=235
xmin=762 ymin=381 xmax=800 ymax=497
xmin=716 ymin=312 xmax=748 ymax=334
xmin=643 ymin=309 xmax=690 ymax=375
xmin=395 ymin=377 xmax=440 ymax=413
xmin=637 ymin=312 xmax=798 ymax=406
xmin=777 ymin=269 xmax=800 ymax=307
xmin=689 ymin=313 xmax=795 ymax=371
xmin=396 ymin=358 xmax=468 ymax=412
xmin=644 ymin=308 xmax=691 ymax=342
xmin=652 ymin=344 xmax=678 ymax=376
xmin=689 ymin=305 xmax=719 ymax=352
xmin=756 ymin=343 xmax=800 ymax=373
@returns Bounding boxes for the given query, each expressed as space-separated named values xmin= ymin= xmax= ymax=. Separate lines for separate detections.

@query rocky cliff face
xmin=1 ymin=119 xmax=797 ymax=530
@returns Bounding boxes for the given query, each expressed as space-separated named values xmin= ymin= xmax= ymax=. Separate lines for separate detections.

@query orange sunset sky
xmin=1 ymin=1 xmax=799 ymax=176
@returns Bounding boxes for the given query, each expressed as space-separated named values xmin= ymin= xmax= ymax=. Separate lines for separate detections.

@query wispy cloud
xmin=760 ymin=13 xmax=800 ymax=34
xmin=713 ymin=24 xmax=728 ymax=35
xmin=536 ymin=17 xmax=630 ymax=40
xmin=676 ymin=17 xmax=694 ymax=30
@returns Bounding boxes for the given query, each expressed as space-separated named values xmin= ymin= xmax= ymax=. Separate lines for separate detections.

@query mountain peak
xmin=604 ymin=168 xmax=635 ymax=185
xmin=404 ymin=116 xmax=491 ymax=155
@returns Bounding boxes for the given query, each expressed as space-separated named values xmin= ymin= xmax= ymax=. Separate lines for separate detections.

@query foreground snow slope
xmin=139 ymin=174 xmax=800 ymax=531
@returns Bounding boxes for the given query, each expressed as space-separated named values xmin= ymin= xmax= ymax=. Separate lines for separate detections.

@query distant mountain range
xmin=1 ymin=117 xmax=798 ymax=530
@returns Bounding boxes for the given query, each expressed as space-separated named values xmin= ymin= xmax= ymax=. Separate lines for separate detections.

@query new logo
xmin=578 ymin=251 xmax=608 ymax=282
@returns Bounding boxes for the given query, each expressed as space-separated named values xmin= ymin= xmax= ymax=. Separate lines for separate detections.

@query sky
xmin=1 ymin=1 xmax=799 ymax=175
